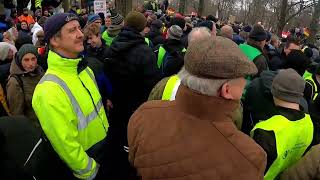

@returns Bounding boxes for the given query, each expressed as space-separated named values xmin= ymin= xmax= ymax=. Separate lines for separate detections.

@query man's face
xmin=93 ymin=19 xmax=102 ymax=29
xmin=21 ymin=22 xmax=28 ymax=30
xmin=87 ymin=34 xmax=101 ymax=48
xmin=51 ymin=20 xmax=84 ymax=58
xmin=221 ymin=77 xmax=247 ymax=100
xmin=284 ymin=43 xmax=300 ymax=56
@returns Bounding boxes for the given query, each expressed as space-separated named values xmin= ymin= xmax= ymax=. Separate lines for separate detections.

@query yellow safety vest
xmin=32 ymin=51 xmax=109 ymax=179
xmin=305 ymin=75 xmax=318 ymax=101
xmin=102 ymin=30 xmax=115 ymax=47
xmin=251 ymin=114 xmax=313 ymax=180
xmin=162 ymin=75 xmax=181 ymax=101
xmin=35 ymin=0 xmax=42 ymax=9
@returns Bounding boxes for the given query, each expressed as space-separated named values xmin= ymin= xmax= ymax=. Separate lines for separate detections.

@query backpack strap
xmin=10 ymin=74 xmax=24 ymax=93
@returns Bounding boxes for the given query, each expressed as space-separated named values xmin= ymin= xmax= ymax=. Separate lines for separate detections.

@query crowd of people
xmin=1 ymin=0 xmax=320 ymax=180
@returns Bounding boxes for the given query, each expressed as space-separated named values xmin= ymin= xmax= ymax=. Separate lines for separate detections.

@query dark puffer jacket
xmin=85 ymin=40 xmax=112 ymax=104
xmin=146 ymin=26 xmax=165 ymax=47
xmin=105 ymin=26 xmax=161 ymax=135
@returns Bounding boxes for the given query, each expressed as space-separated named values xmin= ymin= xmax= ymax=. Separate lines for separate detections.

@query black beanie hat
xmin=249 ymin=24 xmax=267 ymax=42
xmin=170 ymin=16 xmax=186 ymax=29
xmin=44 ymin=13 xmax=79 ymax=43
xmin=197 ymin=21 xmax=213 ymax=32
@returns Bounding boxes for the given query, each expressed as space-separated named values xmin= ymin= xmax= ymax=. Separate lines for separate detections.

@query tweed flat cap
xmin=184 ymin=36 xmax=258 ymax=79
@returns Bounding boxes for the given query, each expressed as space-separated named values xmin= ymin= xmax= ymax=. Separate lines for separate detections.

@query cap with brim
xmin=185 ymin=36 xmax=257 ymax=79
xmin=44 ymin=13 xmax=79 ymax=43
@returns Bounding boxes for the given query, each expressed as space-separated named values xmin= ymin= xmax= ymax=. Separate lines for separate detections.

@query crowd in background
xmin=1 ymin=0 xmax=320 ymax=180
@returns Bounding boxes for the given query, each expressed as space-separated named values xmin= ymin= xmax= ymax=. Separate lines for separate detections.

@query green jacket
xmin=32 ymin=50 xmax=109 ymax=179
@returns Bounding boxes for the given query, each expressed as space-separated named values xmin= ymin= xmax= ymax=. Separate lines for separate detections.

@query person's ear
xmin=50 ymin=36 xmax=60 ymax=49
xmin=220 ymin=82 xmax=233 ymax=100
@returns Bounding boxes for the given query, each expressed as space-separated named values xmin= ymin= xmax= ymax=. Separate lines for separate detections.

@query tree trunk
xmin=115 ymin=0 xmax=132 ymax=16
xmin=179 ymin=0 xmax=186 ymax=14
xmin=62 ymin=0 xmax=70 ymax=12
xmin=198 ymin=0 xmax=205 ymax=16
xmin=308 ymin=1 xmax=320 ymax=44
xmin=277 ymin=0 xmax=288 ymax=36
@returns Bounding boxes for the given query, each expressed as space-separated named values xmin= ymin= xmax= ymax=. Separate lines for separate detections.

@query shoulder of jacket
xmin=235 ymin=131 xmax=267 ymax=166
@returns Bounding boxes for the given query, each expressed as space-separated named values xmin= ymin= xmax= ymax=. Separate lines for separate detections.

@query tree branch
xmin=285 ymin=3 xmax=314 ymax=22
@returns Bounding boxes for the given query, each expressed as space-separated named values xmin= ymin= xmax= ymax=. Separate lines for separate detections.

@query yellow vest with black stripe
xmin=162 ymin=75 xmax=181 ymax=101
xmin=305 ymin=75 xmax=318 ymax=101
xmin=251 ymin=114 xmax=313 ymax=180
xmin=32 ymin=51 xmax=109 ymax=179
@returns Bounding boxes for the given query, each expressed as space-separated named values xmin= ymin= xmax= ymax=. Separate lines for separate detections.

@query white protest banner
xmin=94 ymin=0 xmax=107 ymax=16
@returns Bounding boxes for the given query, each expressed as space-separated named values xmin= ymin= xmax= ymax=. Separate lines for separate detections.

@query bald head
xmin=188 ymin=27 xmax=212 ymax=45
xmin=221 ymin=25 xmax=233 ymax=40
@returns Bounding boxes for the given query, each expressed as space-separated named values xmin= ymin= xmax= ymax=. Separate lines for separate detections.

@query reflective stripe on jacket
xmin=162 ymin=75 xmax=180 ymax=101
xmin=305 ymin=75 xmax=318 ymax=101
xmin=251 ymin=114 xmax=313 ymax=180
xmin=32 ymin=50 xmax=109 ymax=179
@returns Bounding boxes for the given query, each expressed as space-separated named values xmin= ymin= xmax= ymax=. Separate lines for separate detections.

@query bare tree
xmin=276 ymin=0 xmax=314 ymax=36
xmin=308 ymin=0 xmax=320 ymax=43
xmin=198 ymin=0 xmax=205 ymax=16
xmin=115 ymin=0 xmax=132 ymax=16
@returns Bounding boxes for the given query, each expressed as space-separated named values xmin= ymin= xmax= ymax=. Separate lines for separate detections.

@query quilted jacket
xmin=128 ymin=85 xmax=267 ymax=180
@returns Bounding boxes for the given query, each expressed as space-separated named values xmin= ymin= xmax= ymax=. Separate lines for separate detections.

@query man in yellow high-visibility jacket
xmin=32 ymin=13 xmax=109 ymax=179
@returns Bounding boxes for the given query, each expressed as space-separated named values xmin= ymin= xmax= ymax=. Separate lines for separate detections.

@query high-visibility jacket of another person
xmin=32 ymin=12 xmax=109 ymax=180
xmin=251 ymin=113 xmax=313 ymax=180
xmin=251 ymin=69 xmax=317 ymax=180
xmin=32 ymin=51 xmax=109 ymax=179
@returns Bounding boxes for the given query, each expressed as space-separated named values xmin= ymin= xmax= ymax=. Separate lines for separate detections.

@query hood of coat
xmin=147 ymin=27 xmax=161 ymax=38
xmin=258 ymin=70 xmax=278 ymax=94
xmin=163 ymin=39 xmax=185 ymax=54
xmin=9 ymin=57 xmax=43 ymax=76
xmin=108 ymin=27 xmax=145 ymax=56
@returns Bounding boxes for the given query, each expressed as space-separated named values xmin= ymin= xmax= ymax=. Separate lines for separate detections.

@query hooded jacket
xmin=6 ymin=58 xmax=44 ymax=124
xmin=155 ymin=39 xmax=186 ymax=78
xmin=105 ymin=26 xmax=160 ymax=138
xmin=146 ymin=25 xmax=165 ymax=47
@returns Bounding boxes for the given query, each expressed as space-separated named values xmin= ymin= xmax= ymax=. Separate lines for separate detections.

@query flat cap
xmin=184 ymin=36 xmax=258 ymax=79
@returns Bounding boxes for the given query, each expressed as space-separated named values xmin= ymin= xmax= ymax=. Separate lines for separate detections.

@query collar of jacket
xmin=47 ymin=50 xmax=82 ymax=74
xmin=175 ymin=85 xmax=240 ymax=122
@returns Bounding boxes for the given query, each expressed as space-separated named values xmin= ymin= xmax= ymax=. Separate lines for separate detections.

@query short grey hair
xmin=178 ymin=67 xmax=228 ymax=97
xmin=188 ymin=27 xmax=212 ymax=45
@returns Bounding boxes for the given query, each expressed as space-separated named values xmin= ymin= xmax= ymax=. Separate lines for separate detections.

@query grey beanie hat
xmin=271 ymin=68 xmax=305 ymax=104
xmin=168 ymin=25 xmax=183 ymax=40
xmin=16 ymin=44 xmax=38 ymax=69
